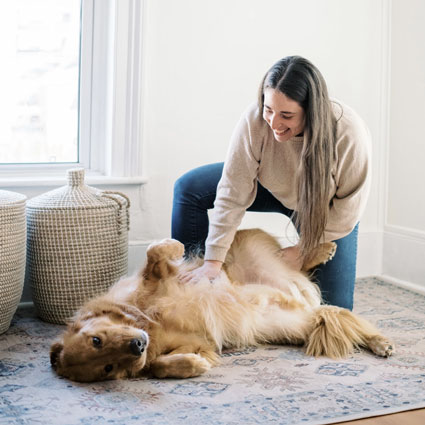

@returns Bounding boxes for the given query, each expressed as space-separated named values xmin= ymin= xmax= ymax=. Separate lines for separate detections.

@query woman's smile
xmin=263 ymin=88 xmax=305 ymax=142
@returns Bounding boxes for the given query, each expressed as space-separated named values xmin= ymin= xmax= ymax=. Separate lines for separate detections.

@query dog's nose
xmin=129 ymin=338 xmax=146 ymax=356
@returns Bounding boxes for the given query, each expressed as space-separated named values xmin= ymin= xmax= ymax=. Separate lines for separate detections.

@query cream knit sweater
xmin=204 ymin=100 xmax=372 ymax=262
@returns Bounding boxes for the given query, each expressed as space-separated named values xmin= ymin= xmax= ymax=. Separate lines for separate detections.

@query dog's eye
xmin=92 ymin=337 xmax=102 ymax=347
xmin=104 ymin=364 xmax=113 ymax=373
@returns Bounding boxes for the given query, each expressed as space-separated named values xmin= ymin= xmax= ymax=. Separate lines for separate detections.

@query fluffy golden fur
xmin=50 ymin=229 xmax=394 ymax=382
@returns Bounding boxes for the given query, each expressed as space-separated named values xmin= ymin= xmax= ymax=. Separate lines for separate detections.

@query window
xmin=0 ymin=0 xmax=145 ymax=184
xmin=0 ymin=0 xmax=81 ymax=164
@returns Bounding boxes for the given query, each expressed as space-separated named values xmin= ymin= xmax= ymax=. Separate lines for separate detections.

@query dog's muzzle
xmin=129 ymin=336 xmax=147 ymax=356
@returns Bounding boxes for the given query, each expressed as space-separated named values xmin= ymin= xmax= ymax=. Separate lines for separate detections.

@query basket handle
xmin=101 ymin=191 xmax=130 ymax=233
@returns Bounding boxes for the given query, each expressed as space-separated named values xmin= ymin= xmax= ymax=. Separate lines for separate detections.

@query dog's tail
xmin=305 ymin=305 xmax=381 ymax=358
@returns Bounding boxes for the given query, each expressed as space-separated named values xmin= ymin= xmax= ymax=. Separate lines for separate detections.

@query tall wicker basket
xmin=0 ymin=190 xmax=27 ymax=334
xmin=27 ymin=168 xmax=130 ymax=324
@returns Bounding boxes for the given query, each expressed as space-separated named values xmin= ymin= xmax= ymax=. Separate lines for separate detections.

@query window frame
xmin=0 ymin=0 xmax=146 ymax=186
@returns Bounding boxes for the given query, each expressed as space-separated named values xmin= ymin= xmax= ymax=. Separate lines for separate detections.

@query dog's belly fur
xmin=143 ymin=229 xmax=321 ymax=352
xmin=142 ymin=278 xmax=312 ymax=354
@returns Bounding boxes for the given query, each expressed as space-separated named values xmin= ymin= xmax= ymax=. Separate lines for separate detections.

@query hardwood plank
xmin=333 ymin=408 xmax=425 ymax=425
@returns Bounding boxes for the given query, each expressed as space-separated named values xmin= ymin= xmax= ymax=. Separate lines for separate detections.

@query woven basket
xmin=27 ymin=168 xmax=130 ymax=324
xmin=0 ymin=190 xmax=27 ymax=334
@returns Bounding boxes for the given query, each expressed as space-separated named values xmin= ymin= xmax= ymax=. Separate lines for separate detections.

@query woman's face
xmin=262 ymin=88 xmax=305 ymax=142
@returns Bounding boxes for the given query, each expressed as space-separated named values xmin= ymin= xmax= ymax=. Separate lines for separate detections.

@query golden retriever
xmin=50 ymin=228 xmax=394 ymax=382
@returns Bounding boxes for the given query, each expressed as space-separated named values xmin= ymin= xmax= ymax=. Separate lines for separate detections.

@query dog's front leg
xmin=140 ymin=239 xmax=185 ymax=282
xmin=150 ymin=352 xmax=213 ymax=379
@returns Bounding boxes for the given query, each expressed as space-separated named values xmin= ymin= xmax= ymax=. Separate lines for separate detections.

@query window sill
xmin=0 ymin=174 xmax=148 ymax=188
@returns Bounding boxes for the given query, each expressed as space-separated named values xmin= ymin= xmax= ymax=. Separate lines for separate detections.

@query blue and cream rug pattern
xmin=1 ymin=277 xmax=425 ymax=425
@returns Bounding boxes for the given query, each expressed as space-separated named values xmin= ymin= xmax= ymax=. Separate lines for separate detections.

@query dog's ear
xmin=117 ymin=303 xmax=156 ymax=325
xmin=80 ymin=300 xmax=155 ymax=326
xmin=50 ymin=341 xmax=64 ymax=370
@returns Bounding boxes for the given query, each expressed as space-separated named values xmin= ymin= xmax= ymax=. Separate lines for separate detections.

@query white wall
xmin=13 ymin=0 xmax=423 ymax=302
xmin=383 ymin=0 xmax=425 ymax=287
xmin=139 ymin=0 xmax=388 ymax=275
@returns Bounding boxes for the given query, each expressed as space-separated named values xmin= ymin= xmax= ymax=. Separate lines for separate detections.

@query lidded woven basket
xmin=27 ymin=168 xmax=130 ymax=324
xmin=0 ymin=190 xmax=27 ymax=334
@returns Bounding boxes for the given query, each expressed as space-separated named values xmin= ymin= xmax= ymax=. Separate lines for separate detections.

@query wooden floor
xmin=334 ymin=408 xmax=425 ymax=425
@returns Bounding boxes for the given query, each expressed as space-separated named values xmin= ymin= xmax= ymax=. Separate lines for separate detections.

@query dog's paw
xmin=302 ymin=242 xmax=337 ymax=271
xmin=151 ymin=353 xmax=211 ymax=379
xmin=320 ymin=242 xmax=337 ymax=263
xmin=368 ymin=335 xmax=394 ymax=357
xmin=147 ymin=239 xmax=184 ymax=261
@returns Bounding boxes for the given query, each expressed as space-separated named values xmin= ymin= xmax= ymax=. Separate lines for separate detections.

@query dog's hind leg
xmin=305 ymin=305 xmax=394 ymax=358
xmin=366 ymin=335 xmax=394 ymax=357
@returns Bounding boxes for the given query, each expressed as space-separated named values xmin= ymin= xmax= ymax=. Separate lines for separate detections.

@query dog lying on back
xmin=50 ymin=229 xmax=393 ymax=382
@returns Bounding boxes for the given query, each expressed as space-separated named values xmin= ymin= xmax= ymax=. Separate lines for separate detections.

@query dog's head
xmin=50 ymin=300 xmax=152 ymax=382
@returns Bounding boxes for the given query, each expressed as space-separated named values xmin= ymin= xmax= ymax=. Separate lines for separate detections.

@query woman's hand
xmin=179 ymin=260 xmax=223 ymax=283
xmin=279 ymin=245 xmax=304 ymax=271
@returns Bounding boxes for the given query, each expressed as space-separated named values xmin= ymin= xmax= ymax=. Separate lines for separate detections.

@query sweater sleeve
xmin=204 ymin=105 xmax=263 ymax=262
xmin=323 ymin=110 xmax=372 ymax=242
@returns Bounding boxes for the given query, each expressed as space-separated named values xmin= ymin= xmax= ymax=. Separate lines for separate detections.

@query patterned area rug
xmin=1 ymin=277 xmax=425 ymax=425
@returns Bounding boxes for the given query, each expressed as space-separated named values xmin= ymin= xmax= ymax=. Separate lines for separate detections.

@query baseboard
xmin=18 ymin=301 xmax=34 ymax=309
xmin=128 ymin=240 xmax=150 ymax=274
xmin=377 ymin=274 xmax=425 ymax=296
xmin=384 ymin=224 xmax=425 ymax=241
xmin=383 ymin=225 xmax=425 ymax=289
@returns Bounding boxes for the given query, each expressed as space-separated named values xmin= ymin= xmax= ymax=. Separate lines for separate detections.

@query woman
xmin=171 ymin=56 xmax=371 ymax=310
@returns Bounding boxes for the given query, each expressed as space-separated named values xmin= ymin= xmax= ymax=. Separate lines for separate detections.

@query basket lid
xmin=0 ymin=190 xmax=27 ymax=206
xmin=27 ymin=168 xmax=123 ymax=210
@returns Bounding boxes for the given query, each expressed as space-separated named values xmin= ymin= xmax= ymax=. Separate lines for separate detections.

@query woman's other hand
xmin=179 ymin=260 xmax=223 ymax=283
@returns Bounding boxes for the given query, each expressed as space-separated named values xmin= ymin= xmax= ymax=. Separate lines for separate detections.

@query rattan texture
xmin=27 ymin=168 xmax=130 ymax=324
xmin=0 ymin=190 xmax=27 ymax=334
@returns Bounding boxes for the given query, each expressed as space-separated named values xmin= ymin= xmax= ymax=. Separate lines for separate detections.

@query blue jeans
xmin=172 ymin=163 xmax=359 ymax=310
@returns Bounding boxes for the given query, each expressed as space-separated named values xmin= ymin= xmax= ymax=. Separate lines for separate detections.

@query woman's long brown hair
xmin=258 ymin=56 xmax=337 ymax=260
